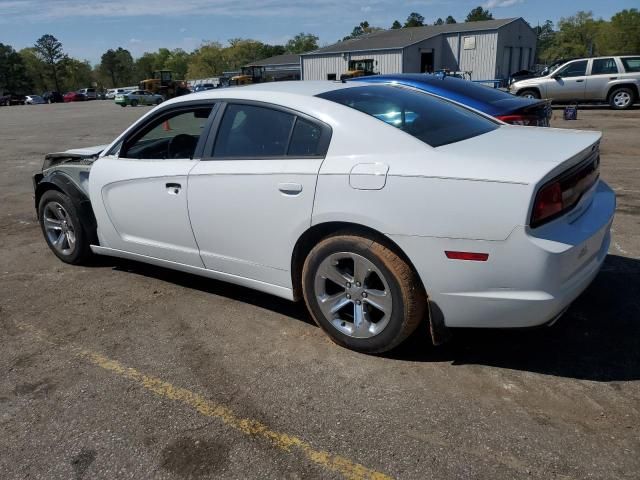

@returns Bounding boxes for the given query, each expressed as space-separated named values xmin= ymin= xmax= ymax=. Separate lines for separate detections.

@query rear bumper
xmin=391 ymin=180 xmax=615 ymax=328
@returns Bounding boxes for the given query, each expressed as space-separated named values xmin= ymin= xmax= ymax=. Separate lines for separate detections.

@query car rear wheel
xmin=519 ymin=89 xmax=540 ymax=99
xmin=609 ymin=87 xmax=634 ymax=110
xmin=302 ymin=234 xmax=426 ymax=353
xmin=38 ymin=190 xmax=92 ymax=265
xmin=130 ymin=99 xmax=138 ymax=107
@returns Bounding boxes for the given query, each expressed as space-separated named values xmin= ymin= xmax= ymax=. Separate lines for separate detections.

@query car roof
xmin=165 ymin=80 xmax=362 ymax=106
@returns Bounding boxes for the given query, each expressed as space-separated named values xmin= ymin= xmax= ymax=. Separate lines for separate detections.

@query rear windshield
xmin=317 ymin=85 xmax=498 ymax=147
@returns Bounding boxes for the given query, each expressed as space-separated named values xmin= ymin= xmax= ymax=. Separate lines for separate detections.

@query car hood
xmin=43 ymin=144 xmax=108 ymax=170
xmin=434 ymin=126 xmax=601 ymax=185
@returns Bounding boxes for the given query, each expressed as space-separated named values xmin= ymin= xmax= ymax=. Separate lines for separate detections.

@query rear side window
xmin=591 ymin=58 xmax=618 ymax=75
xmin=288 ymin=118 xmax=323 ymax=156
xmin=317 ymin=85 xmax=498 ymax=147
xmin=214 ymin=104 xmax=294 ymax=157
xmin=621 ymin=57 xmax=640 ymax=72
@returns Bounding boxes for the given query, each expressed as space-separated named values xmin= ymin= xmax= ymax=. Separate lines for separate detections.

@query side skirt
xmin=90 ymin=245 xmax=295 ymax=301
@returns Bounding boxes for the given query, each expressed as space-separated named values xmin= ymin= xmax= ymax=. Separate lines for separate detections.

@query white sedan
xmin=33 ymin=81 xmax=615 ymax=353
xmin=25 ymin=95 xmax=46 ymax=105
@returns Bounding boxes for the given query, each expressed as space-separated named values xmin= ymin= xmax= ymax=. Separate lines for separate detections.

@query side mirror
xmin=551 ymin=73 xmax=561 ymax=80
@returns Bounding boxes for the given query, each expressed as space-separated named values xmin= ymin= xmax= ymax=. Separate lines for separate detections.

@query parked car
xmin=33 ymin=81 xmax=615 ymax=353
xmin=25 ymin=95 xmax=46 ymax=105
xmin=115 ymin=90 xmax=164 ymax=107
xmin=351 ymin=73 xmax=552 ymax=126
xmin=78 ymin=88 xmax=97 ymax=100
xmin=63 ymin=92 xmax=86 ymax=102
xmin=42 ymin=91 xmax=64 ymax=103
xmin=106 ymin=88 xmax=131 ymax=100
xmin=194 ymin=83 xmax=216 ymax=92
xmin=510 ymin=55 xmax=640 ymax=109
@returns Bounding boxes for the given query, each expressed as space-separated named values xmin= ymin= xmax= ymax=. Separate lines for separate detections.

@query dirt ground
xmin=0 ymin=101 xmax=639 ymax=480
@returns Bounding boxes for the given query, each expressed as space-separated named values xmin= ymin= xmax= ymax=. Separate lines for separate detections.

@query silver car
xmin=510 ymin=56 xmax=640 ymax=109
xmin=115 ymin=90 xmax=164 ymax=107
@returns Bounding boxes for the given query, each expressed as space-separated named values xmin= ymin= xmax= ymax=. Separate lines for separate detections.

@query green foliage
xmin=0 ymin=43 xmax=32 ymax=94
xmin=60 ymin=57 xmax=93 ymax=91
xmin=465 ymin=7 xmax=493 ymax=22
xmin=445 ymin=16 xmax=457 ymax=24
xmin=342 ymin=21 xmax=382 ymax=41
xmin=285 ymin=33 xmax=318 ymax=53
xmin=34 ymin=34 xmax=66 ymax=91
xmin=404 ymin=12 xmax=425 ymax=28
xmin=391 ymin=20 xmax=402 ymax=29
xmin=598 ymin=8 xmax=640 ymax=55
xmin=99 ymin=47 xmax=134 ymax=87
xmin=434 ymin=18 xmax=444 ymax=26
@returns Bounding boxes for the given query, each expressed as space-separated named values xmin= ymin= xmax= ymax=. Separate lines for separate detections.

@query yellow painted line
xmin=17 ymin=322 xmax=392 ymax=480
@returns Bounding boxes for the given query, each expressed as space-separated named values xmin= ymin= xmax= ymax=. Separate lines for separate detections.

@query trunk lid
xmin=435 ymin=126 xmax=601 ymax=185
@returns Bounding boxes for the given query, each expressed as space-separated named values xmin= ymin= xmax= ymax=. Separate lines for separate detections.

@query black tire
xmin=518 ymin=89 xmax=540 ymax=99
xmin=608 ymin=87 xmax=635 ymax=110
xmin=302 ymin=234 xmax=427 ymax=353
xmin=120 ymin=104 xmax=126 ymax=108
xmin=130 ymin=99 xmax=138 ymax=107
xmin=38 ymin=190 xmax=92 ymax=265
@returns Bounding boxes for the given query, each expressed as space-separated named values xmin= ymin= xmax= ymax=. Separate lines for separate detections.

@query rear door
xmin=89 ymin=102 xmax=216 ymax=266
xmin=187 ymin=101 xmax=331 ymax=287
xmin=585 ymin=58 xmax=619 ymax=100
xmin=546 ymin=60 xmax=588 ymax=101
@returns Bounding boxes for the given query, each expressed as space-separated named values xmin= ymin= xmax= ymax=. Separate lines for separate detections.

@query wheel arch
xmin=607 ymin=83 xmax=638 ymax=101
xmin=290 ymin=221 xmax=424 ymax=302
xmin=516 ymin=86 xmax=541 ymax=98
xmin=34 ymin=171 xmax=98 ymax=245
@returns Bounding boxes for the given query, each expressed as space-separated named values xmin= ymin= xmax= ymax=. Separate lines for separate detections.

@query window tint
xmin=123 ymin=107 xmax=212 ymax=159
xmin=557 ymin=60 xmax=587 ymax=77
xmin=288 ymin=118 xmax=323 ymax=156
xmin=317 ymin=85 xmax=497 ymax=148
xmin=591 ymin=58 xmax=618 ymax=75
xmin=621 ymin=57 xmax=640 ymax=73
xmin=213 ymin=104 xmax=295 ymax=157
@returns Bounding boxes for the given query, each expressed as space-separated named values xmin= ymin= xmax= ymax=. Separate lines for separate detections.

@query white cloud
xmin=129 ymin=38 xmax=141 ymax=44
xmin=484 ymin=0 xmax=524 ymax=7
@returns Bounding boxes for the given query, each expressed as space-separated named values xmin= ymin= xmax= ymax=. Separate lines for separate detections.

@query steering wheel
xmin=167 ymin=134 xmax=197 ymax=159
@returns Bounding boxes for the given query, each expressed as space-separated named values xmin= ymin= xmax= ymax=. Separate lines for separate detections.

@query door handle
xmin=278 ymin=182 xmax=303 ymax=195
xmin=609 ymin=77 xmax=618 ymax=80
xmin=575 ymin=79 xmax=584 ymax=82
xmin=166 ymin=182 xmax=181 ymax=195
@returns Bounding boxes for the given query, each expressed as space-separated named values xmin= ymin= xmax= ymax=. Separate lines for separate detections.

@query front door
xmin=420 ymin=51 xmax=434 ymax=73
xmin=89 ymin=104 xmax=215 ymax=266
xmin=188 ymin=102 xmax=331 ymax=288
xmin=546 ymin=59 xmax=588 ymax=101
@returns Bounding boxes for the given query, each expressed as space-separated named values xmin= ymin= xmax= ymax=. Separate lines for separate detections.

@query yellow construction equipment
xmin=229 ymin=66 xmax=266 ymax=86
xmin=139 ymin=70 xmax=189 ymax=98
xmin=340 ymin=59 xmax=376 ymax=80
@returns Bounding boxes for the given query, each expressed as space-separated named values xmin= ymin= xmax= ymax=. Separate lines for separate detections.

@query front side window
xmin=213 ymin=104 xmax=295 ymax=157
xmin=318 ymin=85 xmax=497 ymax=148
xmin=621 ymin=57 xmax=640 ymax=72
xmin=122 ymin=106 xmax=213 ymax=159
xmin=557 ymin=60 xmax=587 ymax=78
xmin=591 ymin=58 xmax=618 ymax=75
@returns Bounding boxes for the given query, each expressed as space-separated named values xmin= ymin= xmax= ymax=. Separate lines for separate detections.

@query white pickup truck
xmin=510 ymin=56 xmax=640 ymax=109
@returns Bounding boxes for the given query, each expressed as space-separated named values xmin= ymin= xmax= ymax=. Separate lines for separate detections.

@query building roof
xmin=303 ymin=18 xmax=520 ymax=55
xmin=246 ymin=53 xmax=301 ymax=67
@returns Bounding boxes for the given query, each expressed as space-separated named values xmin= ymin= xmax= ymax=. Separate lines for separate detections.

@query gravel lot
xmin=1 ymin=100 xmax=639 ymax=480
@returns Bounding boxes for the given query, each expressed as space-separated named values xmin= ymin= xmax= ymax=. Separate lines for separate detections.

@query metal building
xmin=246 ymin=53 xmax=302 ymax=81
xmin=301 ymin=18 xmax=536 ymax=82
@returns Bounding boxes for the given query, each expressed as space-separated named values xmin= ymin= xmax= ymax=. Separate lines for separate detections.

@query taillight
xmin=495 ymin=114 xmax=538 ymax=126
xmin=531 ymin=181 xmax=563 ymax=225
xmin=530 ymin=155 xmax=600 ymax=227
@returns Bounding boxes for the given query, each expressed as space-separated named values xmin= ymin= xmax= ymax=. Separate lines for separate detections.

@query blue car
xmin=350 ymin=73 xmax=551 ymax=127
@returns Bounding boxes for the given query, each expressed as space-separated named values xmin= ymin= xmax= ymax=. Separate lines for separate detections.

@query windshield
xmin=317 ymin=85 xmax=498 ymax=147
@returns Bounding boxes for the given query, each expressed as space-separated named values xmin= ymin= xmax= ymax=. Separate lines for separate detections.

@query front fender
xmin=33 ymin=171 xmax=98 ymax=244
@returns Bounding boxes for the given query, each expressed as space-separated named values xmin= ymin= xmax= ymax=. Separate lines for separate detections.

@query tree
xmin=20 ymin=48 xmax=48 ymax=92
xmin=446 ymin=15 xmax=457 ymax=24
xmin=34 ymin=34 xmax=66 ymax=92
xmin=404 ymin=12 xmax=425 ymax=28
xmin=285 ymin=33 xmax=318 ymax=53
xmin=465 ymin=7 xmax=493 ymax=22
xmin=343 ymin=21 xmax=382 ymax=40
xmin=534 ymin=20 xmax=556 ymax=62
xmin=187 ymin=41 xmax=228 ymax=78
xmin=260 ymin=44 xmax=286 ymax=58
xmin=61 ymin=57 xmax=93 ymax=91
xmin=99 ymin=47 xmax=134 ymax=87
xmin=598 ymin=8 xmax=640 ymax=55
xmin=542 ymin=11 xmax=602 ymax=60
xmin=0 ymin=43 xmax=32 ymax=94
xmin=163 ymin=48 xmax=191 ymax=79
xmin=434 ymin=18 xmax=444 ymax=26
xmin=391 ymin=20 xmax=402 ymax=29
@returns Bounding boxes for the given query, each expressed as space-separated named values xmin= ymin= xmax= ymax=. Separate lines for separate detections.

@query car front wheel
xmin=519 ymin=89 xmax=540 ymax=99
xmin=38 ymin=190 xmax=92 ymax=265
xmin=130 ymin=99 xmax=138 ymax=107
xmin=302 ymin=234 xmax=426 ymax=353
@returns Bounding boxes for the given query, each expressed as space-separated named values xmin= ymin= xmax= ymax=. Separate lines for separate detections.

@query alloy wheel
xmin=43 ymin=202 xmax=76 ymax=256
xmin=313 ymin=252 xmax=393 ymax=338
xmin=614 ymin=91 xmax=631 ymax=108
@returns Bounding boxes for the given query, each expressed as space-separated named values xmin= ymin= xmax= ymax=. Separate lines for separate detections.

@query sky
xmin=1 ymin=0 xmax=637 ymax=64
